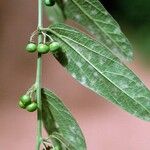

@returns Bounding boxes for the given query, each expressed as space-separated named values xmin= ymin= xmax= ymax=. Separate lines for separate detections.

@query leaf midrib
xmin=51 ymin=26 xmax=121 ymax=64
xmin=59 ymin=34 xmax=137 ymax=85
xmin=51 ymin=25 xmax=136 ymax=84
xmin=69 ymin=54 xmax=123 ymax=107
xmin=68 ymin=45 xmax=144 ymax=112
xmin=49 ymin=27 xmax=150 ymax=115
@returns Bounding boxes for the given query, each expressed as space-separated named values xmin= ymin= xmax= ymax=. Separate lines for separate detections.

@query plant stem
xmin=36 ymin=0 xmax=43 ymax=150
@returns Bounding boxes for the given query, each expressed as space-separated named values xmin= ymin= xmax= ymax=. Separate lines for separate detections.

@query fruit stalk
xmin=36 ymin=0 xmax=43 ymax=149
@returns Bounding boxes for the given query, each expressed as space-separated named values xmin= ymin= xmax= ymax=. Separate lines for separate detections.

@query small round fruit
xmin=26 ymin=43 xmax=37 ymax=53
xmin=44 ymin=0 xmax=55 ymax=6
xmin=26 ymin=102 xmax=38 ymax=112
xmin=18 ymin=101 xmax=26 ymax=109
xmin=20 ymin=95 xmax=31 ymax=107
xmin=37 ymin=43 xmax=50 ymax=54
xmin=49 ymin=42 xmax=61 ymax=53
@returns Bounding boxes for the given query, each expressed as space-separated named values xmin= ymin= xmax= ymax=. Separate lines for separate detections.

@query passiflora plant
xmin=18 ymin=0 xmax=150 ymax=149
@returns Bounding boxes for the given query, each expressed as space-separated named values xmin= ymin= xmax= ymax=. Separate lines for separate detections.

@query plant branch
xmin=36 ymin=0 xmax=43 ymax=149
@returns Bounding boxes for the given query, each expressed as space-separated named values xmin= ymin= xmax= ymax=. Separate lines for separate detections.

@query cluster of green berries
xmin=19 ymin=95 xmax=37 ymax=112
xmin=26 ymin=41 xmax=61 ymax=54
xmin=44 ymin=0 xmax=55 ymax=6
xmin=26 ymin=0 xmax=60 ymax=55
xmin=21 ymin=0 xmax=57 ymax=112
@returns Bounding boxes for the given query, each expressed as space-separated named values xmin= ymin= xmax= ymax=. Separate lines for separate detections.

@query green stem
xmin=36 ymin=0 xmax=43 ymax=150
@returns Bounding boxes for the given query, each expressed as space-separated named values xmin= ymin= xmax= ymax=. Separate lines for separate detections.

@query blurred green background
xmin=101 ymin=0 xmax=150 ymax=66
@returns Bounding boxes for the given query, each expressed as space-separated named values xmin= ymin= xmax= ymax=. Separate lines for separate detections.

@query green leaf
xmin=55 ymin=0 xmax=65 ymax=13
xmin=62 ymin=0 xmax=133 ymax=61
xmin=53 ymin=50 xmax=68 ymax=67
xmin=42 ymin=88 xmax=86 ymax=150
xmin=47 ymin=23 xmax=150 ymax=121
xmin=44 ymin=3 xmax=65 ymax=23
xmin=50 ymin=132 xmax=76 ymax=149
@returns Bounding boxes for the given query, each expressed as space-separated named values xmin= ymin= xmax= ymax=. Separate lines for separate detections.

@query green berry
xmin=20 ymin=95 xmax=31 ymax=107
xmin=49 ymin=42 xmax=61 ymax=53
xmin=18 ymin=101 xmax=26 ymax=109
xmin=37 ymin=43 xmax=50 ymax=54
xmin=44 ymin=0 xmax=55 ymax=6
xmin=26 ymin=102 xmax=38 ymax=112
xmin=26 ymin=43 xmax=37 ymax=53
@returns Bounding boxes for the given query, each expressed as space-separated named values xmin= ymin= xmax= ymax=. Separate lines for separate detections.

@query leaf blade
xmin=44 ymin=3 xmax=65 ymax=23
xmin=63 ymin=0 xmax=133 ymax=61
xmin=48 ymin=23 xmax=150 ymax=121
xmin=42 ymin=88 xmax=86 ymax=150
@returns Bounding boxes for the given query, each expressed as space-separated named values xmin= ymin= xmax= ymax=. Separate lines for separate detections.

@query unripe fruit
xmin=26 ymin=43 xmax=37 ymax=53
xmin=18 ymin=101 xmax=26 ymax=109
xmin=20 ymin=95 xmax=31 ymax=107
xmin=37 ymin=43 xmax=50 ymax=54
xmin=26 ymin=102 xmax=38 ymax=112
xmin=44 ymin=0 xmax=55 ymax=6
xmin=49 ymin=42 xmax=61 ymax=53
